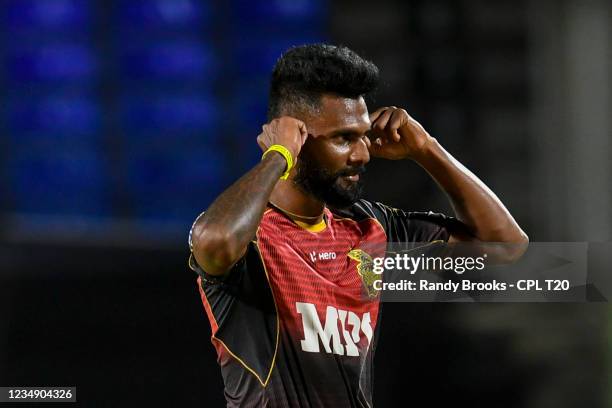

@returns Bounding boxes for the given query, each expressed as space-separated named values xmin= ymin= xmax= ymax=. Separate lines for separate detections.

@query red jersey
xmin=189 ymin=199 xmax=454 ymax=407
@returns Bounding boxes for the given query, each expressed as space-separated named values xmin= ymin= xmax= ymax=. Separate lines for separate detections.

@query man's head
xmin=268 ymin=44 xmax=380 ymax=208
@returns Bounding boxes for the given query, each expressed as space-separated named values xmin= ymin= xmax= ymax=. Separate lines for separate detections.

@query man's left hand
xmin=367 ymin=106 xmax=435 ymax=160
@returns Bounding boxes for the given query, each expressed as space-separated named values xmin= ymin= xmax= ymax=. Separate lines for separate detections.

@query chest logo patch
xmin=348 ymin=249 xmax=380 ymax=298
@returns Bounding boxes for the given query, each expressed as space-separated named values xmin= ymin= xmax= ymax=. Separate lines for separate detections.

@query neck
xmin=269 ymin=179 xmax=325 ymax=223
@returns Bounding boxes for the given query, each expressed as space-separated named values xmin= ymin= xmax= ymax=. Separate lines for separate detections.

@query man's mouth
xmin=338 ymin=166 xmax=366 ymax=183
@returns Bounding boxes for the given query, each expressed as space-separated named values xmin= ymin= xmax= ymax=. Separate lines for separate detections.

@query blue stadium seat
xmin=119 ymin=93 xmax=218 ymax=141
xmin=9 ymin=150 xmax=110 ymax=216
xmin=231 ymin=0 xmax=325 ymax=26
xmin=232 ymin=37 xmax=326 ymax=75
xmin=230 ymin=79 xmax=268 ymax=135
xmin=120 ymin=40 xmax=215 ymax=81
xmin=9 ymin=95 xmax=102 ymax=147
xmin=1 ymin=0 xmax=328 ymax=226
xmin=6 ymin=0 xmax=90 ymax=32
xmin=8 ymin=43 xmax=97 ymax=83
xmin=126 ymin=148 xmax=226 ymax=222
xmin=118 ymin=0 xmax=208 ymax=30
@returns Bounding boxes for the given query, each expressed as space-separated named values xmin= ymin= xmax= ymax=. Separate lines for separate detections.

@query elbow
xmin=476 ymin=228 xmax=528 ymax=265
xmin=518 ymin=230 xmax=529 ymax=245
xmin=191 ymin=225 xmax=242 ymax=275
xmin=498 ymin=229 xmax=529 ymax=263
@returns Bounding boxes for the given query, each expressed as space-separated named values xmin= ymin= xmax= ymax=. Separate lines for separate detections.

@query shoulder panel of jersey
xmin=331 ymin=199 xmax=457 ymax=242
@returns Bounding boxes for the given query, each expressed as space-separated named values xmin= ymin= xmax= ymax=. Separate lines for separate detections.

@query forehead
xmin=307 ymin=94 xmax=370 ymax=134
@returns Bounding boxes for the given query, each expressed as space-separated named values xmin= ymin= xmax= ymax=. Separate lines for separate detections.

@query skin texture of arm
xmin=191 ymin=153 xmax=286 ymax=276
xmin=412 ymin=137 xmax=527 ymax=245
xmin=368 ymin=107 xmax=528 ymax=259
xmin=191 ymin=117 xmax=308 ymax=276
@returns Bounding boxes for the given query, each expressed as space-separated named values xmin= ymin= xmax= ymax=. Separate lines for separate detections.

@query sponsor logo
xmin=295 ymin=302 xmax=373 ymax=356
xmin=309 ymin=251 xmax=337 ymax=263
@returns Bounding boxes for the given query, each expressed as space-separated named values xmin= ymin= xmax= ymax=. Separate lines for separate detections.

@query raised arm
xmin=368 ymin=107 xmax=528 ymax=260
xmin=191 ymin=117 xmax=307 ymax=276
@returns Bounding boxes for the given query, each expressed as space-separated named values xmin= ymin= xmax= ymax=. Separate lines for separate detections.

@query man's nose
xmin=348 ymin=137 xmax=370 ymax=166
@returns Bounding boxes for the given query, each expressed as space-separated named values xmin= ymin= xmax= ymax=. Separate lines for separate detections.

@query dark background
xmin=1 ymin=0 xmax=610 ymax=407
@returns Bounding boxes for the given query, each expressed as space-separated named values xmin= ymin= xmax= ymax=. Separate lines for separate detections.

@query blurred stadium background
xmin=0 ymin=0 xmax=610 ymax=406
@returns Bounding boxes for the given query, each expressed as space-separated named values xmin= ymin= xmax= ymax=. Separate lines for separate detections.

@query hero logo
xmin=295 ymin=302 xmax=373 ymax=356
xmin=308 ymin=251 xmax=337 ymax=262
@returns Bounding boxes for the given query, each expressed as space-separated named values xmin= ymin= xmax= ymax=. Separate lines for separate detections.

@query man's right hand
xmin=257 ymin=116 xmax=309 ymax=160
xmin=191 ymin=117 xmax=309 ymax=276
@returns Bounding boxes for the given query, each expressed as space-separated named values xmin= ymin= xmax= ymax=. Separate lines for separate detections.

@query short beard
xmin=293 ymin=158 xmax=366 ymax=209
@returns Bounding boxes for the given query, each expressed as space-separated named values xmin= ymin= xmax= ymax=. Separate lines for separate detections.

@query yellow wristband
xmin=262 ymin=145 xmax=294 ymax=180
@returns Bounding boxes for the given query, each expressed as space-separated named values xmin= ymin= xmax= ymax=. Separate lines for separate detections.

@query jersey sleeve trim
xmin=252 ymin=240 xmax=280 ymax=387
xmin=198 ymin=281 xmax=273 ymax=386
xmin=195 ymin=241 xmax=280 ymax=388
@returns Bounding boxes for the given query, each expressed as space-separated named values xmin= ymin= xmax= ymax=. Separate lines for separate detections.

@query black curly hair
xmin=267 ymin=44 xmax=380 ymax=120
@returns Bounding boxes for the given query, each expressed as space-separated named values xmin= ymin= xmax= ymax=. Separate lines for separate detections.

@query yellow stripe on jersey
xmin=294 ymin=218 xmax=327 ymax=233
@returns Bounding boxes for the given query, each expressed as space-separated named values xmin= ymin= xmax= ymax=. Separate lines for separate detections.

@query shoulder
xmin=331 ymin=199 xmax=458 ymax=243
xmin=333 ymin=199 xmax=455 ymax=223
xmin=329 ymin=199 xmax=379 ymax=221
xmin=329 ymin=199 xmax=401 ymax=223
xmin=328 ymin=199 xmax=399 ymax=234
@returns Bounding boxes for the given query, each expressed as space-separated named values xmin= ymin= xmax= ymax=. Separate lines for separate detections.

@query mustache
xmin=335 ymin=166 xmax=367 ymax=178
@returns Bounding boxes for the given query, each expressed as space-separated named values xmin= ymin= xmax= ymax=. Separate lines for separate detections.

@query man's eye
xmin=335 ymin=133 xmax=364 ymax=145
xmin=334 ymin=134 xmax=351 ymax=143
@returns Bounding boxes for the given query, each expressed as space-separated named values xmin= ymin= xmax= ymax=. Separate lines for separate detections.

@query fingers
xmin=257 ymin=140 xmax=267 ymax=151
xmin=372 ymin=108 xmax=394 ymax=131
xmin=256 ymin=133 xmax=267 ymax=151
xmin=387 ymin=109 xmax=408 ymax=142
xmin=258 ymin=124 xmax=272 ymax=151
xmin=370 ymin=107 xmax=394 ymax=143
xmin=258 ymin=117 xmax=308 ymax=157
xmin=370 ymin=106 xmax=407 ymax=142
xmin=297 ymin=121 xmax=308 ymax=137
xmin=367 ymin=137 xmax=384 ymax=156
xmin=388 ymin=109 xmax=406 ymax=129
xmin=369 ymin=107 xmax=387 ymax=123
xmin=297 ymin=121 xmax=306 ymax=133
